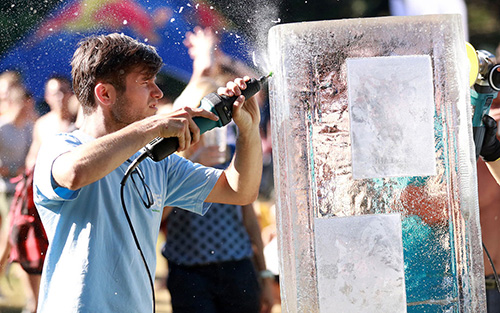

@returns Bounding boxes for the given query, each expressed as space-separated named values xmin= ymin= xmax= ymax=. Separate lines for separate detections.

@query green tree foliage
xmin=467 ymin=0 xmax=500 ymax=51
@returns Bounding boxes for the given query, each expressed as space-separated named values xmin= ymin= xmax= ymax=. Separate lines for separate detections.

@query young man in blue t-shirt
xmin=33 ymin=33 xmax=262 ymax=313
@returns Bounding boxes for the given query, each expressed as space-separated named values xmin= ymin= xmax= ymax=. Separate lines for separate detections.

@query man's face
xmin=111 ymin=68 xmax=163 ymax=126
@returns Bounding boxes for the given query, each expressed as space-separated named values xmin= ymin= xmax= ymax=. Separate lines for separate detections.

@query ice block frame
xmin=268 ymin=15 xmax=486 ymax=312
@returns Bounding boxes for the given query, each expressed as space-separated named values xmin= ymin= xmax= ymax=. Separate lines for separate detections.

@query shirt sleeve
xmin=163 ymin=154 xmax=222 ymax=215
xmin=33 ymin=133 xmax=82 ymax=207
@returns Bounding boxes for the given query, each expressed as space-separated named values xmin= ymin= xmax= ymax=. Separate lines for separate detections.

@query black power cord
xmin=120 ymin=152 xmax=156 ymax=313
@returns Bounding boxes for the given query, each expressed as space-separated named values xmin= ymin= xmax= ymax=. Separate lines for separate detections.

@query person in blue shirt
xmin=32 ymin=33 xmax=263 ymax=313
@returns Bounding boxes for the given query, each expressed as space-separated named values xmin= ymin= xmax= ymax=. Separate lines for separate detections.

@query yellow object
xmin=466 ymin=42 xmax=479 ymax=87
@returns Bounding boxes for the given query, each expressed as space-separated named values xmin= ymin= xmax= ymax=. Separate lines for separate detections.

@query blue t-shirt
xmin=33 ymin=130 xmax=222 ymax=313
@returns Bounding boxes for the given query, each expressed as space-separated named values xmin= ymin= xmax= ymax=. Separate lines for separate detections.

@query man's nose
xmin=152 ymin=83 xmax=163 ymax=99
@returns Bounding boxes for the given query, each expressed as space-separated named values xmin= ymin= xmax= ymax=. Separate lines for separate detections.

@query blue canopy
xmin=0 ymin=0 xmax=253 ymax=103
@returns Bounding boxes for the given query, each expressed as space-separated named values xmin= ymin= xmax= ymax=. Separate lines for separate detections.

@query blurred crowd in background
xmin=0 ymin=0 xmax=499 ymax=312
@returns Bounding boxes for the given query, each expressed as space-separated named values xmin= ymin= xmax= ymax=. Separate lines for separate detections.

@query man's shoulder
xmin=36 ymin=131 xmax=84 ymax=161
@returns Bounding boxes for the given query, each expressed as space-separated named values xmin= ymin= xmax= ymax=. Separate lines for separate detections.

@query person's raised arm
xmin=242 ymin=203 xmax=274 ymax=313
xmin=206 ymin=77 xmax=262 ymax=205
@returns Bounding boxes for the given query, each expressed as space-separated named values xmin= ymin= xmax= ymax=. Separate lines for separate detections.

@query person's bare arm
xmin=242 ymin=204 xmax=274 ymax=313
xmin=162 ymin=206 xmax=173 ymax=222
xmin=25 ymin=117 xmax=44 ymax=169
xmin=52 ymin=108 xmax=217 ymax=190
xmin=184 ymin=26 xmax=218 ymax=80
xmin=486 ymin=159 xmax=500 ymax=185
xmin=205 ymin=77 xmax=262 ymax=205
xmin=173 ymin=27 xmax=218 ymax=110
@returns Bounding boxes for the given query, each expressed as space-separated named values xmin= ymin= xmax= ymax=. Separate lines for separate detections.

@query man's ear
xmin=94 ymin=82 xmax=116 ymax=106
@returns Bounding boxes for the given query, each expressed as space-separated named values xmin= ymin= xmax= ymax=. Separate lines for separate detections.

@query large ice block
xmin=268 ymin=15 xmax=485 ymax=312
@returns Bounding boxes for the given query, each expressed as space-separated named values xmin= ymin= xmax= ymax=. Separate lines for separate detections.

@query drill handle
xmin=141 ymin=117 xmax=221 ymax=162
xmin=141 ymin=137 xmax=179 ymax=162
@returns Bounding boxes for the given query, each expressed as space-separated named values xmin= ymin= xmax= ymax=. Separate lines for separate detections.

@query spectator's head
xmin=6 ymin=84 xmax=34 ymax=117
xmin=45 ymin=75 xmax=73 ymax=112
xmin=0 ymin=70 xmax=22 ymax=105
xmin=71 ymin=33 xmax=163 ymax=114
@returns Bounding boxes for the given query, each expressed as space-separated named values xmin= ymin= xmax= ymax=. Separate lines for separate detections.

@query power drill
xmin=468 ymin=43 xmax=500 ymax=159
xmin=141 ymin=74 xmax=271 ymax=162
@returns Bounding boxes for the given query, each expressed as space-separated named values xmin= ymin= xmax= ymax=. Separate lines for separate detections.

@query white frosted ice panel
xmin=347 ymin=55 xmax=436 ymax=179
xmin=314 ymin=214 xmax=406 ymax=313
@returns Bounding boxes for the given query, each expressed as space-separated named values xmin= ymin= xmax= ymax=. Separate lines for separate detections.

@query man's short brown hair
xmin=71 ymin=33 xmax=163 ymax=114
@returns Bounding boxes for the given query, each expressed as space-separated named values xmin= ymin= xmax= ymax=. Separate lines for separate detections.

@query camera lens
xmin=489 ymin=64 xmax=500 ymax=91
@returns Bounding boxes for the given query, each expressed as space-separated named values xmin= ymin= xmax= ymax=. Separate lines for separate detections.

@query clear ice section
xmin=268 ymin=15 xmax=486 ymax=313
xmin=315 ymin=214 xmax=407 ymax=312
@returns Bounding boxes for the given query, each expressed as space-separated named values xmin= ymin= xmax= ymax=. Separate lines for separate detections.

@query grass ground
xmin=0 ymin=263 xmax=31 ymax=313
